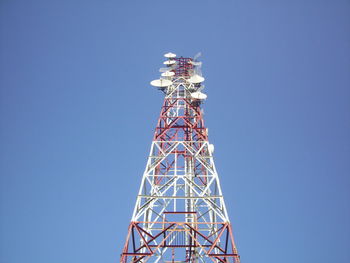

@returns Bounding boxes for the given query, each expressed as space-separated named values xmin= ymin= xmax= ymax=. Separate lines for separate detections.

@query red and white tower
xmin=120 ymin=53 xmax=240 ymax=263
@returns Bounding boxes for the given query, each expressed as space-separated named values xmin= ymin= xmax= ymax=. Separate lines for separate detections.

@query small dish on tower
xmin=161 ymin=71 xmax=175 ymax=77
xmin=164 ymin=60 xmax=176 ymax=66
xmin=190 ymin=91 xmax=207 ymax=100
xmin=150 ymin=79 xmax=173 ymax=88
xmin=164 ymin=52 xmax=176 ymax=59
xmin=188 ymin=74 xmax=205 ymax=84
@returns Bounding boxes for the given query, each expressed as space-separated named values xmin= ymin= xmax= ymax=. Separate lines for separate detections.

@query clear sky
xmin=1 ymin=0 xmax=349 ymax=262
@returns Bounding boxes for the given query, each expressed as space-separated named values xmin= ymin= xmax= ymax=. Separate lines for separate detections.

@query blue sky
xmin=1 ymin=0 xmax=349 ymax=262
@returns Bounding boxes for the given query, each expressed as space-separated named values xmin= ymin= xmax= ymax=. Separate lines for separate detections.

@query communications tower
xmin=120 ymin=53 xmax=240 ymax=263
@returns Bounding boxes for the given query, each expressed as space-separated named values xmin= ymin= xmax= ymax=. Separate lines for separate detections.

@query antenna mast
xmin=120 ymin=53 xmax=241 ymax=263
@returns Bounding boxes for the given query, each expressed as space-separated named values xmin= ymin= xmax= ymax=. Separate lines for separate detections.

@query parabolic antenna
xmin=188 ymin=74 xmax=205 ymax=84
xmin=164 ymin=60 xmax=176 ymax=66
xmin=161 ymin=71 xmax=175 ymax=77
xmin=188 ymin=61 xmax=202 ymax=66
xmin=164 ymin=52 xmax=176 ymax=58
xmin=191 ymin=91 xmax=207 ymax=100
xmin=150 ymin=79 xmax=173 ymax=88
xmin=209 ymin=144 xmax=215 ymax=154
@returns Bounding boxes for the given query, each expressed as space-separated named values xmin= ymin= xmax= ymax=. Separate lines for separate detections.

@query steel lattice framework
xmin=120 ymin=55 xmax=240 ymax=263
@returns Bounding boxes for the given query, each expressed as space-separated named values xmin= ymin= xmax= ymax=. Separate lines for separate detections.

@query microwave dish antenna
xmin=164 ymin=60 xmax=176 ymax=66
xmin=188 ymin=74 xmax=205 ymax=84
xmin=189 ymin=61 xmax=202 ymax=67
xmin=161 ymin=71 xmax=175 ymax=77
xmin=164 ymin=52 xmax=176 ymax=58
xmin=150 ymin=79 xmax=173 ymax=88
xmin=191 ymin=91 xmax=207 ymax=100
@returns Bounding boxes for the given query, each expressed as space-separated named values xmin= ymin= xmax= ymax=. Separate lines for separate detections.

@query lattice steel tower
xmin=120 ymin=53 xmax=240 ymax=263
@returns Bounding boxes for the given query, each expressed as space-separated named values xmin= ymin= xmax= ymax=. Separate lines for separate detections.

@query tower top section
xmin=150 ymin=52 xmax=206 ymax=99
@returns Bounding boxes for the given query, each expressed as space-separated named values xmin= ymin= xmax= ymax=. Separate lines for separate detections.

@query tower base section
xmin=121 ymin=220 xmax=240 ymax=263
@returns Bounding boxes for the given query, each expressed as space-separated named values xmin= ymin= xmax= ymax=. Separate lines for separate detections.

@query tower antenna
xmin=120 ymin=52 xmax=241 ymax=263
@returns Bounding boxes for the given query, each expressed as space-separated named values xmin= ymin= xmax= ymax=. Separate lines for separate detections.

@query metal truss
xmin=121 ymin=58 xmax=240 ymax=263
